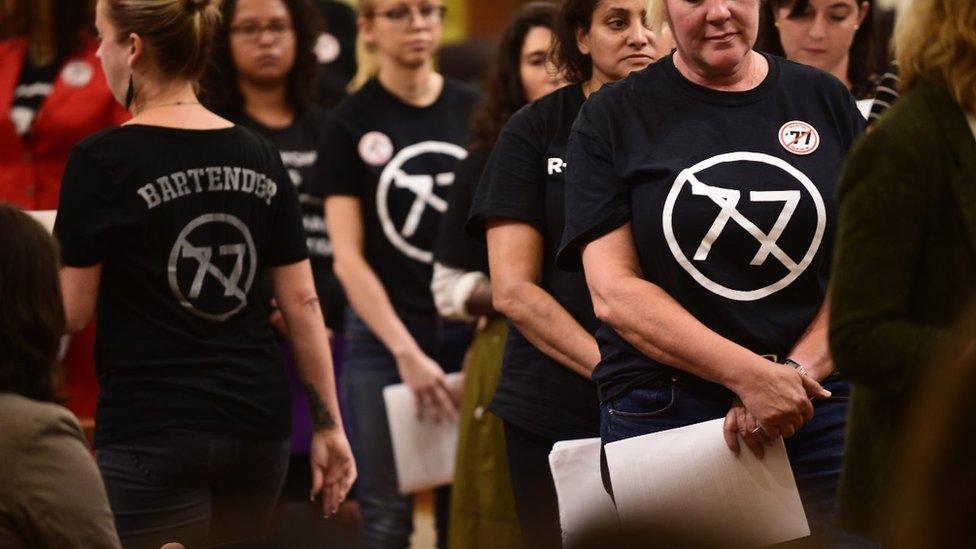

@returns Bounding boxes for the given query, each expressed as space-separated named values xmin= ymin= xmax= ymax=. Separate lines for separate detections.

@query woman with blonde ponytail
xmin=55 ymin=0 xmax=355 ymax=546
xmin=310 ymin=0 xmax=480 ymax=546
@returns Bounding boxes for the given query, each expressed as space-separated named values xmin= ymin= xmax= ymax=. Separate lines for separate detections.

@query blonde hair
xmin=894 ymin=0 xmax=976 ymax=113
xmin=105 ymin=0 xmax=222 ymax=80
xmin=646 ymin=0 xmax=667 ymax=35
xmin=348 ymin=0 xmax=379 ymax=92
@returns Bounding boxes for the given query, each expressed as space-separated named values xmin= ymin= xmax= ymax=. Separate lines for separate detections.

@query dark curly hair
xmin=757 ymin=0 xmax=879 ymax=99
xmin=200 ymin=0 xmax=324 ymax=114
xmin=550 ymin=0 xmax=602 ymax=85
xmin=470 ymin=2 xmax=560 ymax=149
xmin=0 ymin=204 xmax=64 ymax=403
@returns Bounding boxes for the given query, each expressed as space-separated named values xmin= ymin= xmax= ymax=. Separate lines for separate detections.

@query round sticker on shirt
xmin=778 ymin=120 xmax=820 ymax=155
xmin=662 ymin=151 xmax=826 ymax=301
xmin=61 ymin=60 xmax=94 ymax=88
xmin=315 ymin=32 xmax=341 ymax=64
xmin=359 ymin=131 xmax=395 ymax=166
xmin=376 ymin=141 xmax=468 ymax=263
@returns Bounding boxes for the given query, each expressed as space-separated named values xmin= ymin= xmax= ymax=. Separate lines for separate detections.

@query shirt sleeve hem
xmin=467 ymin=206 xmax=545 ymax=237
xmin=264 ymin=250 xmax=311 ymax=268
xmin=556 ymin=205 xmax=631 ymax=272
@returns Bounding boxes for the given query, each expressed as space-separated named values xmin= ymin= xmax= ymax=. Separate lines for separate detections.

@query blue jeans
xmin=96 ymin=429 xmax=290 ymax=549
xmin=602 ymin=374 xmax=858 ymax=546
xmin=341 ymin=309 xmax=472 ymax=549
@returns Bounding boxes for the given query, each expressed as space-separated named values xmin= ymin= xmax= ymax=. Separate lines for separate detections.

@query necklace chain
xmin=134 ymin=100 xmax=201 ymax=115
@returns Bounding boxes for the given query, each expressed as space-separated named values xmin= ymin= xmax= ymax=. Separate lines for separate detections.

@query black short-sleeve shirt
xmin=311 ymin=78 xmax=480 ymax=316
xmin=468 ymin=84 xmax=600 ymax=440
xmin=228 ymin=106 xmax=347 ymax=331
xmin=54 ymin=124 xmax=308 ymax=447
xmin=557 ymin=54 xmax=865 ymax=401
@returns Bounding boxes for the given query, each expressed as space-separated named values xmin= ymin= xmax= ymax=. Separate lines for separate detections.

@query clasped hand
xmin=724 ymin=365 xmax=831 ymax=459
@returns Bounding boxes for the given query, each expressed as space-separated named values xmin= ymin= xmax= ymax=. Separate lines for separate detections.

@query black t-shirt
xmin=229 ymin=106 xmax=346 ymax=331
xmin=433 ymin=147 xmax=491 ymax=274
xmin=557 ymin=54 xmax=865 ymax=401
xmin=10 ymin=57 xmax=58 ymax=137
xmin=468 ymin=84 xmax=600 ymax=440
xmin=311 ymin=78 xmax=480 ymax=316
xmin=54 ymin=124 xmax=309 ymax=448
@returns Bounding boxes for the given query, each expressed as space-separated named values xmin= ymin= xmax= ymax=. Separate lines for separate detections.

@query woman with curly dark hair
xmin=430 ymin=4 xmax=563 ymax=548
xmin=466 ymin=0 xmax=669 ymax=546
xmin=201 ymin=0 xmax=350 ymax=531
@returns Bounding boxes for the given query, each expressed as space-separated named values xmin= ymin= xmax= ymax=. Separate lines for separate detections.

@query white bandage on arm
xmin=431 ymin=262 xmax=488 ymax=321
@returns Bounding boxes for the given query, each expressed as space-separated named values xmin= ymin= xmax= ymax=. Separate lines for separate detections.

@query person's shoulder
xmin=520 ymin=83 xmax=583 ymax=123
xmin=441 ymin=77 xmax=483 ymax=106
xmin=73 ymin=125 xmax=127 ymax=152
xmin=325 ymin=80 xmax=381 ymax=127
xmin=777 ymin=55 xmax=850 ymax=97
xmin=0 ymin=394 xmax=84 ymax=449
xmin=331 ymin=81 xmax=377 ymax=113
xmin=866 ymin=83 xmax=942 ymax=147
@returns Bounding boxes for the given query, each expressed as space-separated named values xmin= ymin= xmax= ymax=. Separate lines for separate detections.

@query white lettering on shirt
xmin=547 ymin=157 xmax=567 ymax=175
xmin=137 ymin=166 xmax=279 ymax=209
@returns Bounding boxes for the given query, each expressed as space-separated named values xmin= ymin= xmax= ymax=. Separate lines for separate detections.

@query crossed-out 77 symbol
xmin=662 ymin=151 xmax=826 ymax=302
xmin=687 ymin=173 xmax=801 ymax=270
xmin=376 ymin=140 xmax=468 ymax=264
xmin=167 ymin=213 xmax=258 ymax=322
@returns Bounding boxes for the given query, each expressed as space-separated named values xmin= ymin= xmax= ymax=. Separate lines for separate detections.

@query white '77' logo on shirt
xmin=688 ymin=173 xmax=801 ymax=270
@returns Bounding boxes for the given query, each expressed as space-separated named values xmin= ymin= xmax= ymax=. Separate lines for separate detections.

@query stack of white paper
xmin=549 ymin=437 xmax=619 ymax=547
xmin=383 ymin=373 xmax=463 ymax=494
xmin=604 ymin=418 xmax=809 ymax=547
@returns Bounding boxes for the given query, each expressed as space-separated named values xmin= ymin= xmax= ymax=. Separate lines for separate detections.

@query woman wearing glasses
xmin=201 ymin=0 xmax=352 ymax=535
xmin=310 ymin=1 xmax=479 ymax=547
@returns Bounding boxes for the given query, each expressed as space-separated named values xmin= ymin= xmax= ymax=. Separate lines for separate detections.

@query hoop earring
xmin=124 ymin=73 xmax=135 ymax=111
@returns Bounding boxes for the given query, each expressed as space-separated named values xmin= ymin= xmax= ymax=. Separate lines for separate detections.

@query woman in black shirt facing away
xmin=55 ymin=0 xmax=355 ymax=547
xmin=311 ymin=0 xmax=479 ymax=546
xmin=467 ymin=1 xmax=670 ymax=546
xmin=557 ymin=0 xmax=863 ymax=543
xmin=431 ymin=4 xmax=564 ymax=547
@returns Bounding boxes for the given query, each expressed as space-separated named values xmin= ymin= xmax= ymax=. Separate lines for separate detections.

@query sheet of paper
xmin=605 ymin=418 xmax=809 ymax=547
xmin=25 ymin=210 xmax=57 ymax=233
xmin=549 ymin=437 xmax=619 ymax=547
xmin=382 ymin=373 xmax=462 ymax=494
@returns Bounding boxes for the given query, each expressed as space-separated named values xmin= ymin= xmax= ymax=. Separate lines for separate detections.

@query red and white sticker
xmin=315 ymin=33 xmax=341 ymax=64
xmin=778 ymin=120 xmax=820 ymax=155
xmin=358 ymin=131 xmax=394 ymax=166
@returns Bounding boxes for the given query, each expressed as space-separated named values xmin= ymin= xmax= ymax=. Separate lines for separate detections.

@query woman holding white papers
xmin=556 ymin=0 xmax=862 ymax=543
xmin=467 ymin=1 xmax=669 ymax=546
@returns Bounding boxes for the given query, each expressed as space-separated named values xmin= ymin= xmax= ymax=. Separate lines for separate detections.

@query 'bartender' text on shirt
xmin=137 ymin=166 xmax=279 ymax=209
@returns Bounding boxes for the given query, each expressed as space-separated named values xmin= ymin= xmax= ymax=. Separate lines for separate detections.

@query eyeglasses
xmin=229 ymin=20 xmax=294 ymax=43
xmin=369 ymin=4 xmax=447 ymax=27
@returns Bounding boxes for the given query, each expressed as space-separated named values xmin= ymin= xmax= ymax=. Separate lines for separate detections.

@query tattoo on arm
xmin=304 ymin=383 xmax=337 ymax=430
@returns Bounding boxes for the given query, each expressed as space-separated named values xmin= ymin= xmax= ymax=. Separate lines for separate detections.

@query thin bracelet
xmin=782 ymin=358 xmax=809 ymax=377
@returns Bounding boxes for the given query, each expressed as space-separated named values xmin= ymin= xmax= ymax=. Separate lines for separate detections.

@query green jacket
xmin=829 ymin=79 xmax=976 ymax=538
